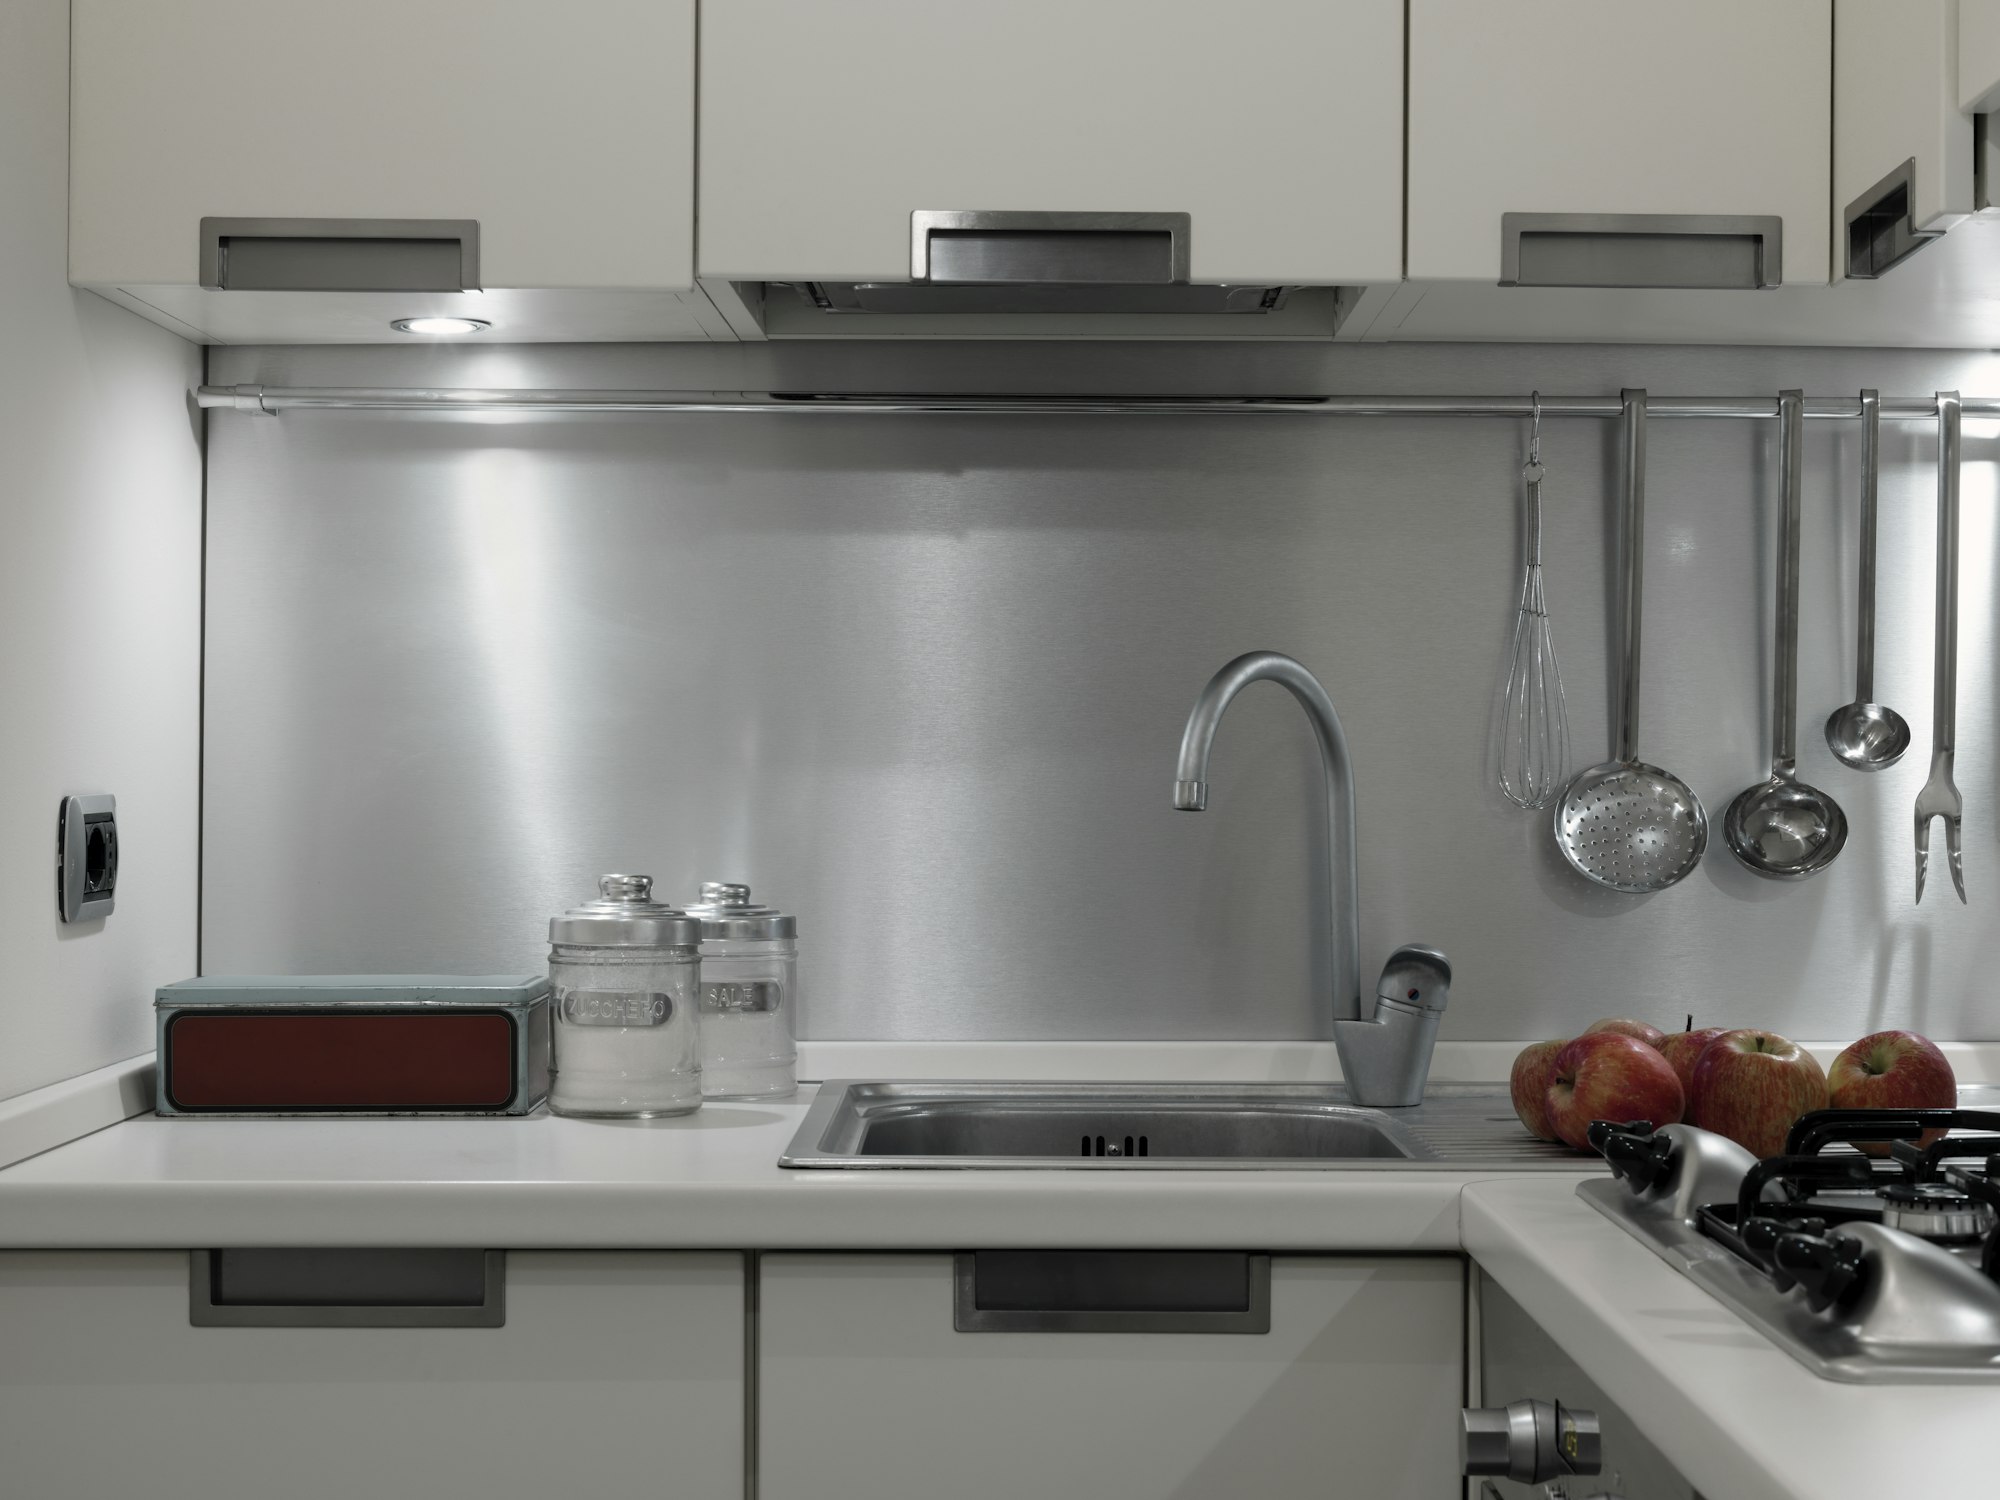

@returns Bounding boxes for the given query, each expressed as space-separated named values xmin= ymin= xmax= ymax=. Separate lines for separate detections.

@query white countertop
xmin=0 ymin=1086 xmax=1489 ymax=1250
xmin=5 ymin=1065 xmax=1988 ymax=1500
xmin=1463 ymin=1176 xmax=1999 ymax=1500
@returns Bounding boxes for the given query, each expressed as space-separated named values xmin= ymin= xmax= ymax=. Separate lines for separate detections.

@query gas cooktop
xmin=1581 ymin=1109 xmax=2000 ymax=1383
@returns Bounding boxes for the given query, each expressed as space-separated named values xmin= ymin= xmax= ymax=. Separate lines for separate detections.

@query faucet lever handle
xmin=1375 ymin=944 xmax=1452 ymax=1015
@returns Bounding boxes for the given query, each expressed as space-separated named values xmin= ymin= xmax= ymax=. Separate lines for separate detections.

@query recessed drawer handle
xmin=1500 ymin=212 xmax=1783 ymax=290
xmin=189 ymin=1249 xmax=505 ymax=1328
xmin=910 ymin=210 xmax=1190 ymax=285
xmin=954 ymin=1250 xmax=1270 ymax=1333
xmin=199 ymin=217 xmax=481 ymax=292
xmin=1844 ymin=158 xmax=1942 ymax=279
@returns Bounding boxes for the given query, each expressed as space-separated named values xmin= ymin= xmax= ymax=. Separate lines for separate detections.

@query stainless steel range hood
xmin=728 ymin=211 xmax=1364 ymax=338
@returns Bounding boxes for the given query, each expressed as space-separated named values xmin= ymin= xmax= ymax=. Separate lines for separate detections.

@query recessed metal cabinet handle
xmin=953 ymin=1250 xmax=1270 ymax=1333
xmin=1845 ymin=158 xmax=1943 ymax=279
xmin=199 ymin=217 xmax=481 ymax=292
xmin=910 ymin=210 xmax=1190 ymax=285
xmin=189 ymin=1249 xmax=505 ymax=1328
xmin=1500 ymin=212 xmax=1783 ymax=289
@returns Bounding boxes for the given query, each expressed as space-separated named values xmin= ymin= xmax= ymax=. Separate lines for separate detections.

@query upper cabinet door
xmin=697 ymin=0 xmax=1404 ymax=287
xmin=70 ymin=0 xmax=696 ymax=294
xmin=1962 ymin=0 xmax=2000 ymax=111
xmin=1408 ymin=0 xmax=1832 ymax=287
xmin=1836 ymin=1 xmax=1973 ymax=281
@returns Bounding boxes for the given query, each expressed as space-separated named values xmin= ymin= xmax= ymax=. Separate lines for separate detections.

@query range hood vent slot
xmin=780 ymin=281 xmax=1295 ymax=316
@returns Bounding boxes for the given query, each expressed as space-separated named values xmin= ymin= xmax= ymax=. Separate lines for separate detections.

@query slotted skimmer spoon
xmin=1554 ymin=389 xmax=1708 ymax=892
xmin=1723 ymin=390 xmax=1848 ymax=880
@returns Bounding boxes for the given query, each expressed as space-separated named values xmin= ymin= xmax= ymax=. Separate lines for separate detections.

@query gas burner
xmin=1577 ymin=1109 xmax=2000 ymax=1382
xmin=1878 ymin=1181 xmax=1997 ymax=1242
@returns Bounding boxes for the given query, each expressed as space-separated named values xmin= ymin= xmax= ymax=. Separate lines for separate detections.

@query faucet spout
xmin=1173 ymin=651 xmax=1362 ymax=1021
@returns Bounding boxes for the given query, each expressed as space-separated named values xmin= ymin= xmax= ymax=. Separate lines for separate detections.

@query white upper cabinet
xmin=1962 ymin=0 xmax=2000 ymax=110
xmin=1377 ymin=0 xmax=2000 ymax=344
xmin=1835 ymin=1 xmax=1973 ymax=281
xmin=1407 ymin=0 xmax=1832 ymax=288
xmin=698 ymin=0 xmax=1404 ymax=338
xmin=70 ymin=0 xmax=724 ymax=343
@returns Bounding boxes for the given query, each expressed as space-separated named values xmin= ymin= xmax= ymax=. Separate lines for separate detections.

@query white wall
xmin=0 ymin=0 xmax=203 ymax=1101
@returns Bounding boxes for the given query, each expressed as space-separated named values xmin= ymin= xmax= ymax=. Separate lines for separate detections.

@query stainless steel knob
xmin=1460 ymin=1399 xmax=1601 ymax=1483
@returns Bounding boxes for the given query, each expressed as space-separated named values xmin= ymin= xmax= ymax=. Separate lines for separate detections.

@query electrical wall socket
xmin=57 ymin=794 xmax=118 ymax=923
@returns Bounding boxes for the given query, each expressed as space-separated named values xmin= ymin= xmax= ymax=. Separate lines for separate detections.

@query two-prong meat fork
xmin=1916 ymin=391 xmax=1965 ymax=903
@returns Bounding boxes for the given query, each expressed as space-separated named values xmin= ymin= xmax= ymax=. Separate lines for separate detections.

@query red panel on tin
xmin=167 ymin=1012 xmax=516 ymax=1110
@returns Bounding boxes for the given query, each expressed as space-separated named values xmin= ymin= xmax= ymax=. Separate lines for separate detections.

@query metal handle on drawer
xmin=953 ymin=1250 xmax=1269 ymax=1333
xmin=1845 ymin=158 xmax=1943 ymax=279
xmin=1500 ymin=212 xmax=1783 ymax=289
xmin=910 ymin=210 xmax=1190 ymax=285
xmin=199 ymin=216 xmax=481 ymax=292
xmin=190 ymin=1248 xmax=505 ymax=1327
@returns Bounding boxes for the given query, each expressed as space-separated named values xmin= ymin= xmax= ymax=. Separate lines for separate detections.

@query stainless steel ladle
xmin=1725 ymin=390 xmax=1849 ymax=879
xmin=1825 ymin=389 xmax=1913 ymax=770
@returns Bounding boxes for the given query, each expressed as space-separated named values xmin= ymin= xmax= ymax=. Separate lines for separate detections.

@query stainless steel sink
xmin=780 ymin=1081 xmax=1587 ymax=1170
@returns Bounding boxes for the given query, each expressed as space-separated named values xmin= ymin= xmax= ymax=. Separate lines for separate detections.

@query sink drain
xmin=1081 ymin=1134 xmax=1149 ymax=1158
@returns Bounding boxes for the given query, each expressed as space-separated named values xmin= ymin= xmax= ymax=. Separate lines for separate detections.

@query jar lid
xmin=550 ymin=874 xmax=702 ymax=947
xmin=685 ymin=881 xmax=797 ymax=941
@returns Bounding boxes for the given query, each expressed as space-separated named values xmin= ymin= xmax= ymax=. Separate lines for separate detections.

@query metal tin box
xmin=155 ymin=975 xmax=550 ymax=1117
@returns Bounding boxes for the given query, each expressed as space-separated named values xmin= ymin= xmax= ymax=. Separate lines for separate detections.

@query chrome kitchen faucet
xmin=1174 ymin=651 xmax=1451 ymax=1106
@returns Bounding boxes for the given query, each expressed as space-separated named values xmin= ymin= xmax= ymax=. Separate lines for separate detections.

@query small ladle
xmin=1825 ymin=389 xmax=1913 ymax=770
xmin=1725 ymin=390 xmax=1849 ymax=880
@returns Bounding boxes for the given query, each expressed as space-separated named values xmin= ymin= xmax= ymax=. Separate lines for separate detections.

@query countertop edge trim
xmin=0 ymin=1056 xmax=154 ymax=1173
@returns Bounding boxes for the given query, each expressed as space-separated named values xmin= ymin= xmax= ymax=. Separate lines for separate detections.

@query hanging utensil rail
xmin=196 ymin=386 xmax=2000 ymax=418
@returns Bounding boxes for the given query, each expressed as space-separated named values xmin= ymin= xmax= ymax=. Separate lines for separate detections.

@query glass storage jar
xmin=548 ymin=874 xmax=703 ymax=1118
xmin=685 ymin=882 xmax=797 ymax=1099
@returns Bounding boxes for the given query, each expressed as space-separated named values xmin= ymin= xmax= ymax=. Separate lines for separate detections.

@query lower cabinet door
xmin=0 ymin=1250 xmax=743 ymax=1500
xmin=758 ymin=1253 xmax=1464 ymax=1499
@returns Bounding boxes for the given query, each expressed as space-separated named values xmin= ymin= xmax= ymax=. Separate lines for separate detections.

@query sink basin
xmin=781 ymin=1082 xmax=1442 ymax=1168
xmin=780 ymin=1082 xmax=1588 ymax=1170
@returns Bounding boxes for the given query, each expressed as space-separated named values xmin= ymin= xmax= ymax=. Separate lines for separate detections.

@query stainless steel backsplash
xmin=203 ymin=341 xmax=2000 ymax=1041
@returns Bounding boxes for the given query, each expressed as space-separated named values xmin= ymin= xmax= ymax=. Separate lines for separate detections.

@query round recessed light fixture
xmin=391 ymin=316 xmax=490 ymax=336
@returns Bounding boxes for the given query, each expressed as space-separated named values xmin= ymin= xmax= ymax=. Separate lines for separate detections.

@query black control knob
xmin=1460 ymin=1399 xmax=1602 ymax=1483
xmin=1740 ymin=1217 xmax=1791 ymax=1286
xmin=1585 ymin=1119 xmax=1656 ymax=1156
xmin=1773 ymin=1232 xmax=1867 ymax=1314
xmin=1601 ymin=1129 xmax=1677 ymax=1193
xmin=1741 ymin=1215 xmax=1828 ymax=1290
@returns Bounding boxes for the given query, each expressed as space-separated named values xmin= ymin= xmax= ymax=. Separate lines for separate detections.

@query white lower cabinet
xmin=758 ymin=1253 xmax=1465 ymax=1499
xmin=0 ymin=1250 xmax=743 ymax=1500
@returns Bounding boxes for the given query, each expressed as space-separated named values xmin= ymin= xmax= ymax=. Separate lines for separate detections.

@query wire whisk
xmin=1498 ymin=394 xmax=1572 ymax=809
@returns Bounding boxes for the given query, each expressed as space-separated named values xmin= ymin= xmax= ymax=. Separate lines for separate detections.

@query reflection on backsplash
xmin=202 ymin=340 xmax=1999 ymax=1043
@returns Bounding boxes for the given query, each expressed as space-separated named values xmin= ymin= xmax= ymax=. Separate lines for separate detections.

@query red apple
xmin=1510 ymin=1039 xmax=1568 ymax=1142
xmin=1657 ymin=1028 xmax=1731 ymax=1122
xmin=1585 ymin=1017 xmax=1668 ymax=1050
xmin=1828 ymin=1030 xmax=1956 ymax=1156
xmin=1689 ymin=1029 xmax=1828 ymax=1159
xmin=1544 ymin=1033 xmax=1685 ymax=1152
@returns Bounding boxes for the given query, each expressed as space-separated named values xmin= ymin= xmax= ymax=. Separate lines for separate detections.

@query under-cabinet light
xmin=391 ymin=317 xmax=490 ymax=336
